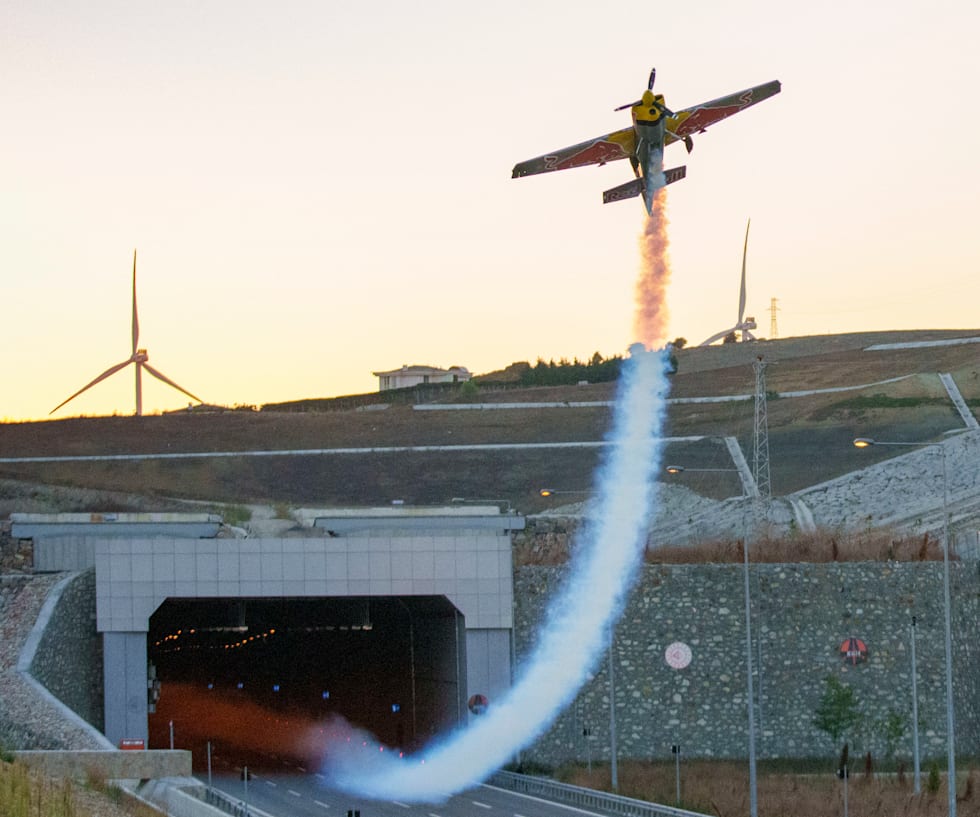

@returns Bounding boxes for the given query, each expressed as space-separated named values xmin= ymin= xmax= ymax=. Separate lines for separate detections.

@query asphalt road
xmin=206 ymin=771 xmax=606 ymax=817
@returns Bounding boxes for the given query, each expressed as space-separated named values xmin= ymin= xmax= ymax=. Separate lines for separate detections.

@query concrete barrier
xmin=138 ymin=778 xmax=277 ymax=817
xmin=14 ymin=749 xmax=192 ymax=781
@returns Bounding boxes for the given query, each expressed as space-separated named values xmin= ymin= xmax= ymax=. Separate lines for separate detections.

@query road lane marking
xmin=479 ymin=785 xmax=606 ymax=817
xmin=289 ymin=789 xmax=302 ymax=797
xmin=315 ymin=801 xmax=331 ymax=809
xmin=472 ymin=801 xmax=492 ymax=809
xmin=429 ymin=813 xmax=442 ymax=817
xmin=265 ymin=780 xmax=277 ymax=787
xmin=392 ymin=801 xmax=410 ymax=808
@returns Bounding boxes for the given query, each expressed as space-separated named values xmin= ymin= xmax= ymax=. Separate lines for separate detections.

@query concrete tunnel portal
xmin=148 ymin=595 xmax=466 ymax=770
xmin=77 ymin=507 xmax=522 ymax=763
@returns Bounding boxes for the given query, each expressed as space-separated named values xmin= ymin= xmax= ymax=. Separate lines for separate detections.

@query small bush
xmin=927 ymin=761 xmax=941 ymax=794
xmin=221 ymin=504 xmax=252 ymax=525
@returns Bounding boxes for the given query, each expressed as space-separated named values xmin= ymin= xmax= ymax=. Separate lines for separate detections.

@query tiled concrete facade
xmin=94 ymin=533 xmax=514 ymax=745
xmin=94 ymin=534 xmax=513 ymax=633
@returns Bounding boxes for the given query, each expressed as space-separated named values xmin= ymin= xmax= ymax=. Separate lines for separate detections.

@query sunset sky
xmin=3 ymin=0 xmax=977 ymax=421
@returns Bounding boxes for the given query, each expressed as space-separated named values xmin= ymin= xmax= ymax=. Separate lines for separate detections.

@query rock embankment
xmin=0 ymin=573 xmax=106 ymax=751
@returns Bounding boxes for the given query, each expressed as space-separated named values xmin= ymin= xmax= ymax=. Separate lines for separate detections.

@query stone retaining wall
xmin=30 ymin=569 xmax=104 ymax=732
xmin=515 ymin=561 xmax=980 ymax=766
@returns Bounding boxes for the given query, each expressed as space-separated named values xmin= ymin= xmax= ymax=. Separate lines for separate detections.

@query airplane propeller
xmin=614 ymin=67 xmax=674 ymax=116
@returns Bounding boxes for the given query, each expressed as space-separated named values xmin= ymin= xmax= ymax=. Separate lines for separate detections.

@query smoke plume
xmin=634 ymin=188 xmax=671 ymax=348
xmin=319 ymin=194 xmax=676 ymax=803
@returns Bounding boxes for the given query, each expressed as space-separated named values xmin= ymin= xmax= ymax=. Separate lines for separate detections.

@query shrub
xmin=221 ymin=504 xmax=252 ymax=526
xmin=813 ymin=676 xmax=862 ymax=747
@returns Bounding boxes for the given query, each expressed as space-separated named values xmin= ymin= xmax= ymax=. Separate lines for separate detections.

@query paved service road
xmin=206 ymin=772 xmax=607 ymax=817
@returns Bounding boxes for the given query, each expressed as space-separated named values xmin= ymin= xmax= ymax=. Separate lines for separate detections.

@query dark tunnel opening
xmin=147 ymin=596 xmax=465 ymax=772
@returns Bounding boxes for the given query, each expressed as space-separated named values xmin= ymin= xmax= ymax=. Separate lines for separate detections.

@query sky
xmin=3 ymin=0 xmax=978 ymax=421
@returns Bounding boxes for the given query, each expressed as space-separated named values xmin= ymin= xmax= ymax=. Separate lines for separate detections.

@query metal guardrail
xmin=199 ymin=785 xmax=275 ymax=817
xmin=202 ymin=786 xmax=249 ymax=816
xmin=485 ymin=770 xmax=710 ymax=817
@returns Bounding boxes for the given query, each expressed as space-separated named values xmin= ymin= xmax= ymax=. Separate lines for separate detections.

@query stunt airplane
xmin=512 ymin=69 xmax=780 ymax=214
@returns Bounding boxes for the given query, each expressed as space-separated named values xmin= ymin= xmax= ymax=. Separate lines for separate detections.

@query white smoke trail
xmin=321 ymin=343 xmax=672 ymax=801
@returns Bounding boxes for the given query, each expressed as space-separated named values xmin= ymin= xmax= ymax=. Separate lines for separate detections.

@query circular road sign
xmin=665 ymin=641 xmax=692 ymax=669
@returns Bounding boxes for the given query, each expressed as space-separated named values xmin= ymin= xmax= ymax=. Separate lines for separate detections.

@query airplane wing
xmin=665 ymin=80 xmax=780 ymax=146
xmin=512 ymin=127 xmax=636 ymax=178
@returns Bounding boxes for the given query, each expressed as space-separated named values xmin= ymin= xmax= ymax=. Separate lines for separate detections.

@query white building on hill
xmin=373 ymin=364 xmax=471 ymax=391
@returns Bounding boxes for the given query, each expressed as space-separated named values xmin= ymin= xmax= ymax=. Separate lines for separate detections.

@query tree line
xmin=518 ymin=353 xmax=624 ymax=386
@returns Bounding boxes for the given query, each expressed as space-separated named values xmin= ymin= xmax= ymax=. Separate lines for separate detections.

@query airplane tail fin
xmin=602 ymin=166 xmax=686 ymax=205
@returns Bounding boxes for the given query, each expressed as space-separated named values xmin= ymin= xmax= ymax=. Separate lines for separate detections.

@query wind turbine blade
xmin=142 ymin=363 xmax=203 ymax=404
xmin=49 ymin=359 xmax=134 ymax=415
xmin=699 ymin=327 xmax=739 ymax=347
xmin=738 ymin=219 xmax=750 ymax=323
xmin=131 ymin=249 xmax=140 ymax=355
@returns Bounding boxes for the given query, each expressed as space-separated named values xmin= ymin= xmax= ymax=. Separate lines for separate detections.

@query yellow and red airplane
xmin=512 ymin=69 xmax=780 ymax=215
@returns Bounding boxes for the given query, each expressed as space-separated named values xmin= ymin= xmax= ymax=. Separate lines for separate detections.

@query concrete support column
xmin=465 ymin=628 xmax=512 ymax=718
xmin=102 ymin=632 xmax=148 ymax=747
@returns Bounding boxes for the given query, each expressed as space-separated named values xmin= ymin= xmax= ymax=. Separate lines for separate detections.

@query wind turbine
xmin=699 ymin=219 xmax=757 ymax=346
xmin=50 ymin=250 xmax=202 ymax=416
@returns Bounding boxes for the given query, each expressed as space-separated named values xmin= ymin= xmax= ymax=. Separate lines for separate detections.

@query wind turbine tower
xmin=51 ymin=250 xmax=202 ymax=417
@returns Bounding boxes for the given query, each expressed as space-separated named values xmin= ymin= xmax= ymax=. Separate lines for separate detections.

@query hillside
xmin=0 ymin=330 xmax=977 ymax=519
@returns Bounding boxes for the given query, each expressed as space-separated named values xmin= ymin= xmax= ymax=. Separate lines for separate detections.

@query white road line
xmin=298 ymin=766 xmax=307 ymax=773
xmin=289 ymin=789 xmax=302 ymax=797
xmin=472 ymin=801 xmax=492 ymax=809
xmin=392 ymin=801 xmax=410 ymax=808
xmin=315 ymin=801 xmax=331 ymax=809
xmin=479 ymin=785 xmax=605 ymax=817
xmin=428 ymin=813 xmax=442 ymax=817
xmin=265 ymin=780 xmax=277 ymax=787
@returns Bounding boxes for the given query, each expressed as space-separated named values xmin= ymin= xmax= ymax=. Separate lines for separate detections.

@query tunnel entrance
xmin=147 ymin=596 xmax=465 ymax=771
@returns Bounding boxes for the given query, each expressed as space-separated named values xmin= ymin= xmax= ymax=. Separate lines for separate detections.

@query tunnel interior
xmin=147 ymin=596 xmax=465 ymax=772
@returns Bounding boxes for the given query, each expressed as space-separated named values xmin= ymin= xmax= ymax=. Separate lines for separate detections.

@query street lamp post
xmin=608 ymin=627 xmax=619 ymax=792
xmin=541 ymin=485 xmax=614 ymax=783
xmin=853 ymin=437 xmax=955 ymax=816
xmin=666 ymin=465 xmax=758 ymax=817
xmin=910 ymin=616 xmax=921 ymax=794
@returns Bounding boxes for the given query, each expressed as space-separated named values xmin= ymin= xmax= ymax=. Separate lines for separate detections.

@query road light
xmin=853 ymin=436 xmax=956 ymax=816
xmin=665 ymin=465 xmax=758 ymax=817
xmin=664 ymin=465 xmax=740 ymax=475
xmin=538 ymin=488 xmax=590 ymax=497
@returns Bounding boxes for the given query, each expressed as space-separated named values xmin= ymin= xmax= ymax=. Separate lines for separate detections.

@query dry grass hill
xmin=0 ymin=330 xmax=977 ymax=518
